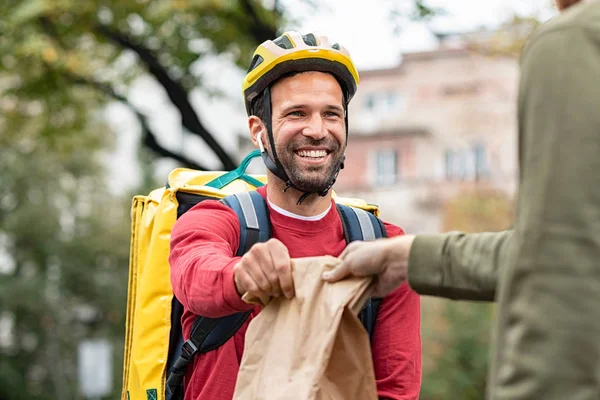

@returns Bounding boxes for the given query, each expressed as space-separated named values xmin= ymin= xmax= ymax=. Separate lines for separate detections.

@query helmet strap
xmin=260 ymin=87 xmax=303 ymax=192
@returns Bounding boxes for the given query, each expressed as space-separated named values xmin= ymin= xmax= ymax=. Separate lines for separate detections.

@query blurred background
xmin=0 ymin=1 xmax=559 ymax=399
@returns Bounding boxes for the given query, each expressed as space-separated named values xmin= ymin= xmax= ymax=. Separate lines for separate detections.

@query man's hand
xmin=233 ymin=238 xmax=294 ymax=300
xmin=322 ymin=235 xmax=416 ymax=297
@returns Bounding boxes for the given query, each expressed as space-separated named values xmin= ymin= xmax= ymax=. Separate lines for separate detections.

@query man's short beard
xmin=286 ymin=153 xmax=344 ymax=193
xmin=274 ymin=138 xmax=345 ymax=194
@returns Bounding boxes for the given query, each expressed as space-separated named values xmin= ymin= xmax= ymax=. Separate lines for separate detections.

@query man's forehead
xmin=272 ymin=71 xmax=341 ymax=91
xmin=271 ymin=72 xmax=344 ymax=105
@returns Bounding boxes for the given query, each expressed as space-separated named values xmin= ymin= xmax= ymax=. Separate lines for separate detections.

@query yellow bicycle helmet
xmin=242 ymin=31 xmax=360 ymax=114
xmin=242 ymin=31 xmax=359 ymax=204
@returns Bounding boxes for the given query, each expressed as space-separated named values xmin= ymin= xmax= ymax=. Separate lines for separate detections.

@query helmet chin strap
xmin=257 ymin=131 xmax=289 ymax=185
xmin=258 ymin=86 xmax=347 ymax=205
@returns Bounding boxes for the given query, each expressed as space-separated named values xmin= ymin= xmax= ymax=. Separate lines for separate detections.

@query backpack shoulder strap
xmin=166 ymin=191 xmax=271 ymax=400
xmin=222 ymin=190 xmax=271 ymax=256
xmin=336 ymin=203 xmax=387 ymax=242
xmin=192 ymin=191 xmax=271 ymax=350
xmin=336 ymin=203 xmax=387 ymax=342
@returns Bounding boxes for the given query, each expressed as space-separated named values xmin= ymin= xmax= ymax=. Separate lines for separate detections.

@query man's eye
xmin=325 ymin=111 xmax=341 ymax=117
xmin=287 ymin=111 xmax=303 ymax=117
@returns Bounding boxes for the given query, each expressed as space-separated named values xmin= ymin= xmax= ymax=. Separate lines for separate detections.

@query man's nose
xmin=302 ymin=113 xmax=327 ymax=140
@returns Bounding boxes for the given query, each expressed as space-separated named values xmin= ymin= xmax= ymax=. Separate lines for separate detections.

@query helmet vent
xmin=302 ymin=33 xmax=318 ymax=46
xmin=273 ymin=35 xmax=294 ymax=50
xmin=247 ymin=54 xmax=264 ymax=72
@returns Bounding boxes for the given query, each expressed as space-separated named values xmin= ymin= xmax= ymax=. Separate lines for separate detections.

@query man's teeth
xmin=296 ymin=150 xmax=327 ymax=158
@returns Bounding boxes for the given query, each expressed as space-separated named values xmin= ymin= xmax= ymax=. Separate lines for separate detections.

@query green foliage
xmin=0 ymin=0 xmax=287 ymax=171
xmin=442 ymin=186 xmax=514 ymax=233
xmin=0 ymin=82 xmax=131 ymax=399
xmin=470 ymin=14 xmax=543 ymax=58
xmin=421 ymin=301 xmax=494 ymax=400
xmin=3 ymin=0 xmax=283 ymax=86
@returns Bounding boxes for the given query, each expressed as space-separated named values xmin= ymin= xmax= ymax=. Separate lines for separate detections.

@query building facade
xmin=336 ymin=43 xmax=519 ymax=234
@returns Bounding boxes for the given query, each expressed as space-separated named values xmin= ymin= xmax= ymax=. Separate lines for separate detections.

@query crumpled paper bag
xmin=233 ymin=256 xmax=378 ymax=400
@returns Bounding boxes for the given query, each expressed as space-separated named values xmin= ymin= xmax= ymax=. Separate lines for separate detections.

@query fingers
xmin=234 ymin=247 xmax=272 ymax=298
xmin=233 ymin=262 xmax=260 ymax=297
xmin=323 ymin=239 xmax=389 ymax=283
xmin=338 ymin=240 xmax=364 ymax=260
xmin=235 ymin=239 xmax=294 ymax=300
xmin=268 ymin=240 xmax=294 ymax=299
xmin=321 ymin=261 xmax=351 ymax=282
xmin=323 ymin=241 xmax=369 ymax=282
xmin=245 ymin=251 xmax=275 ymax=294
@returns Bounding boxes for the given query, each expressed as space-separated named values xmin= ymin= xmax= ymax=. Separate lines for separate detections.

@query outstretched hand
xmin=234 ymin=238 xmax=294 ymax=301
xmin=322 ymin=235 xmax=416 ymax=297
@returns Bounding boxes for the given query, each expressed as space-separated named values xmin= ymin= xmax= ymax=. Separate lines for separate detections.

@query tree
xmin=1 ymin=0 xmax=286 ymax=172
xmin=469 ymin=14 xmax=543 ymax=58
xmin=0 ymin=82 xmax=132 ymax=399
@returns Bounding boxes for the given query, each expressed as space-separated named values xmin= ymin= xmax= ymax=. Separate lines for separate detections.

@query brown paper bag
xmin=233 ymin=256 xmax=378 ymax=400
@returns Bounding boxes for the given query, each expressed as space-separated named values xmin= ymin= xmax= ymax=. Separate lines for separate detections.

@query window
xmin=445 ymin=149 xmax=466 ymax=180
xmin=472 ymin=143 xmax=489 ymax=181
xmin=386 ymin=92 xmax=398 ymax=108
xmin=364 ymin=94 xmax=376 ymax=111
xmin=374 ymin=149 xmax=398 ymax=186
xmin=444 ymin=150 xmax=454 ymax=180
xmin=363 ymin=91 xmax=406 ymax=115
xmin=445 ymin=143 xmax=489 ymax=181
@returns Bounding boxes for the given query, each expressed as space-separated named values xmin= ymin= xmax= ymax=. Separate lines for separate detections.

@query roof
xmin=358 ymin=46 xmax=472 ymax=78
xmin=349 ymin=126 xmax=431 ymax=140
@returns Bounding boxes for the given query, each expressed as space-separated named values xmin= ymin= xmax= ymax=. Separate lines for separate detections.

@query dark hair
xmin=249 ymin=90 xmax=266 ymax=121
xmin=249 ymin=71 xmax=302 ymax=122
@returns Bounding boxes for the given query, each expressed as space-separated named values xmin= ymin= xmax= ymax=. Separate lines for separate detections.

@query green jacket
xmin=407 ymin=2 xmax=600 ymax=399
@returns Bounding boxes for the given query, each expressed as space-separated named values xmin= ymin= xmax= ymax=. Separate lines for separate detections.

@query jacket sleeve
xmin=169 ymin=200 xmax=254 ymax=318
xmin=407 ymin=230 xmax=513 ymax=301
xmin=373 ymin=223 xmax=422 ymax=400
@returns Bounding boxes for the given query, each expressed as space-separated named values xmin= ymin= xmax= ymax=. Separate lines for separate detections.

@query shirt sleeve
xmin=169 ymin=200 xmax=254 ymax=318
xmin=373 ymin=223 xmax=422 ymax=400
xmin=407 ymin=230 xmax=513 ymax=301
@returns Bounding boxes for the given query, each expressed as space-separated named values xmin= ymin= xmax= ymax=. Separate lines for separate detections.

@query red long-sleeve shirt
xmin=169 ymin=186 xmax=422 ymax=399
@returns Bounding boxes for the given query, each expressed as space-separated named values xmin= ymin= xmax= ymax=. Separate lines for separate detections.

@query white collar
xmin=267 ymin=198 xmax=331 ymax=221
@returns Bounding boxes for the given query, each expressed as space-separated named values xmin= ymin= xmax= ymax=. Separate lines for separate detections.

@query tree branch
xmin=95 ymin=24 xmax=237 ymax=170
xmin=68 ymin=74 xmax=210 ymax=171
xmin=37 ymin=17 xmax=210 ymax=170
xmin=238 ymin=0 xmax=279 ymax=43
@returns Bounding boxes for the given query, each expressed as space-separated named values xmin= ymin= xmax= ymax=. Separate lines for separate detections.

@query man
xmin=169 ymin=31 xmax=422 ymax=400
xmin=323 ymin=1 xmax=600 ymax=399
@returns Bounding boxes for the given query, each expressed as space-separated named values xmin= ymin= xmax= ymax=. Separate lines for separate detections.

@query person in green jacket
xmin=323 ymin=0 xmax=600 ymax=399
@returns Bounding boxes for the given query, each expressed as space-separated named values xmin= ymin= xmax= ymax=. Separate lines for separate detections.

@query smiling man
xmin=168 ymin=31 xmax=422 ymax=400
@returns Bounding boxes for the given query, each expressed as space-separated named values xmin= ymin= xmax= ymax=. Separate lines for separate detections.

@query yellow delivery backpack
xmin=121 ymin=150 xmax=388 ymax=400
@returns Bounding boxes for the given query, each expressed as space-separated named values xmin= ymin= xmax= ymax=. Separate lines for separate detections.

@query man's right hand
xmin=233 ymin=238 xmax=295 ymax=300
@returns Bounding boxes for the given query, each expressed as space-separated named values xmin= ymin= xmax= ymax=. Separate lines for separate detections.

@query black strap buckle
xmin=181 ymin=340 xmax=198 ymax=360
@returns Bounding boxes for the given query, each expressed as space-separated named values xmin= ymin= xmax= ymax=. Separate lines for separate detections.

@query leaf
xmin=9 ymin=0 xmax=50 ymax=24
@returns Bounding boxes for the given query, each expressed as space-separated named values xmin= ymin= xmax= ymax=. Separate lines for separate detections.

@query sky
xmin=104 ymin=0 xmax=558 ymax=194
xmin=290 ymin=0 xmax=557 ymax=69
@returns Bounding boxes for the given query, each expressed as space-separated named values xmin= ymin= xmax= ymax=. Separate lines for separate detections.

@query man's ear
xmin=248 ymin=116 xmax=265 ymax=149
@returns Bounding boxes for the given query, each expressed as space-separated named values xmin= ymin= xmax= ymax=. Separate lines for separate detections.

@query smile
xmin=295 ymin=149 xmax=328 ymax=159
